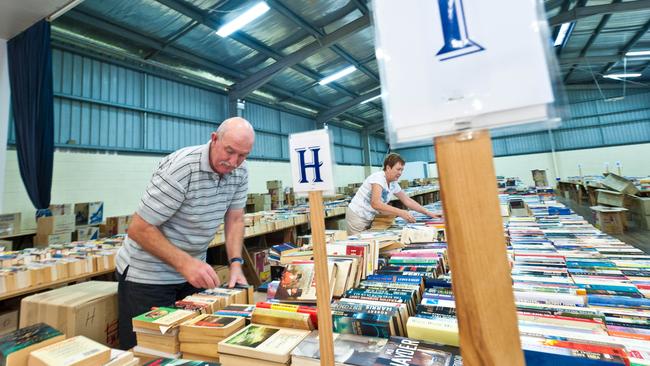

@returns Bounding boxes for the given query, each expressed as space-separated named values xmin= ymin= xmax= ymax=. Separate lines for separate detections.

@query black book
xmin=373 ymin=336 xmax=462 ymax=366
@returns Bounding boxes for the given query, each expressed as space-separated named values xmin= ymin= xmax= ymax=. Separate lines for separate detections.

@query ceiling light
xmin=319 ymin=66 xmax=357 ymax=85
xmin=361 ymin=94 xmax=382 ymax=104
xmin=216 ymin=2 xmax=270 ymax=37
xmin=604 ymin=73 xmax=642 ymax=79
xmin=554 ymin=23 xmax=572 ymax=47
xmin=626 ymin=50 xmax=650 ymax=57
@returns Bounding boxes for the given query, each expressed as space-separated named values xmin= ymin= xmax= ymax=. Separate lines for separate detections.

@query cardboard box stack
xmin=0 ymin=213 xmax=21 ymax=237
xmin=246 ymin=194 xmax=271 ymax=213
xmin=35 ymin=213 xmax=74 ymax=247
xmin=20 ymin=281 xmax=119 ymax=347
xmin=74 ymin=201 xmax=104 ymax=226
xmin=267 ymin=180 xmax=284 ymax=210
xmin=100 ymin=215 xmax=132 ymax=237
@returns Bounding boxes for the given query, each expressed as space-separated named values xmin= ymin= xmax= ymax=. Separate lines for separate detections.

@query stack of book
xmin=214 ymin=304 xmax=256 ymax=322
xmin=132 ymin=307 xmax=197 ymax=360
xmin=217 ymin=324 xmax=311 ymax=366
xmin=178 ymin=314 xmax=245 ymax=362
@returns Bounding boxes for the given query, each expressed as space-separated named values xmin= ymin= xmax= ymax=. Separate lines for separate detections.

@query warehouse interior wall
xmin=428 ymin=142 xmax=650 ymax=187
xmin=2 ymin=149 xmax=377 ymax=230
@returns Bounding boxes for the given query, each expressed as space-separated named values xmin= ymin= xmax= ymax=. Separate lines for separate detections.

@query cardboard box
xmin=249 ymin=194 xmax=271 ymax=212
xmin=75 ymin=201 xmax=104 ymax=225
xmin=100 ymin=215 xmax=131 ymax=237
xmin=0 ymin=213 xmax=21 ymax=236
xmin=37 ymin=215 xmax=75 ymax=235
xmin=602 ymin=173 xmax=640 ymax=195
xmin=628 ymin=196 xmax=650 ymax=216
xmin=596 ymin=189 xmax=625 ymax=207
xmin=266 ymin=180 xmax=282 ymax=190
xmin=591 ymin=206 xmax=627 ymax=235
xmin=49 ymin=203 xmax=74 ymax=216
xmin=0 ymin=310 xmax=18 ymax=336
xmin=20 ymin=281 xmax=119 ymax=347
xmin=0 ymin=239 xmax=12 ymax=251
xmin=34 ymin=232 xmax=72 ymax=247
xmin=75 ymin=226 xmax=100 ymax=241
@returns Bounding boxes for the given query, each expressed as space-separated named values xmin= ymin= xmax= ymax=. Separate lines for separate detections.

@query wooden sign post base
xmin=434 ymin=130 xmax=524 ymax=365
xmin=308 ymin=190 xmax=335 ymax=366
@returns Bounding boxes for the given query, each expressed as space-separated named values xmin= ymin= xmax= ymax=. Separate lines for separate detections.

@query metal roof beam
xmin=563 ymin=0 xmax=619 ymax=83
xmin=600 ymin=18 xmax=650 ymax=74
xmin=62 ymin=9 xmax=367 ymax=122
xmin=549 ymin=0 xmax=650 ymax=25
xmin=315 ymin=89 xmax=381 ymax=124
xmin=154 ymin=0 xmax=369 ymax=114
xmin=266 ymin=0 xmax=379 ymax=84
xmin=230 ymin=15 xmax=369 ymax=98
xmin=365 ymin=121 xmax=384 ymax=133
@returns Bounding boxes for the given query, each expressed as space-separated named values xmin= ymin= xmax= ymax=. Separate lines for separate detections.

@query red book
xmin=255 ymin=302 xmax=318 ymax=327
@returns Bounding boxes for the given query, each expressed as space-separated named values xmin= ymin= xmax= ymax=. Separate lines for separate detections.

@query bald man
xmin=115 ymin=117 xmax=255 ymax=349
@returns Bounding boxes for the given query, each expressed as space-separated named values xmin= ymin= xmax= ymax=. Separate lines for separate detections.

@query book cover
xmin=373 ymin=337 xmax=461 ymax=366
xmin=218 ymin=324 xmax=310 ymax=363
xmin=0 ymin=323 xmax=65 ymax=366
xmin=28 ymin=335 xmax=110 ymax=366
xmin=132 ymin=307 xmax=196 ymax=332
xmin=291 ymin=330 xmax=388 ymax=366
xmin=143 ymin=358 xmax=219 ymax=366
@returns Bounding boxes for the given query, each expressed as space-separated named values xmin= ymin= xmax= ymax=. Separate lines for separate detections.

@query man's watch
xmin=229 ymin=257 xmax=244 ymax=265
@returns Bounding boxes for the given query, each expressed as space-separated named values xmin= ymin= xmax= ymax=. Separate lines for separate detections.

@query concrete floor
xmin=559 ymin=197 xmax=650 ymax=254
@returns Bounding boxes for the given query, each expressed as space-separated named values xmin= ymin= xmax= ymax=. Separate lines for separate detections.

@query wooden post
xmin=308 ymin=190 xmax=335 ymax=366
xmin=434 ymin=130 xmax=524 ymax=366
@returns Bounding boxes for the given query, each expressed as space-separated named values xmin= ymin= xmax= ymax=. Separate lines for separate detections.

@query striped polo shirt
xmin=116 ymin=141 xmax=248 ymax=284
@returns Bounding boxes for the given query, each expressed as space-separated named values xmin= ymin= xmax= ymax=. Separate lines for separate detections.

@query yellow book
xmin=28 ymin=335 xmax=110 ymax=366
xmin=406 ymin=316 xmax=459 ymax=347
xmin=180 ymin=342 xmax=220 ymax=357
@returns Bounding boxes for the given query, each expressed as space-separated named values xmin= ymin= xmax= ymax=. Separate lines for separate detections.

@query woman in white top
xmin=345 ymin=153 xmax=439 ymax=235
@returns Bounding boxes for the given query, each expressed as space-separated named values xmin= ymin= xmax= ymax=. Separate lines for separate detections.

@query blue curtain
xmin=7 ymin=20 xmax=54 ymax=211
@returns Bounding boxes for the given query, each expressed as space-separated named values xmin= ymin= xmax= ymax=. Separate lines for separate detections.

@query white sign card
xmin=373 ymin=0 xmax=556 ymax=147
xmin=289 ymin=129 xmax=335 ymax=194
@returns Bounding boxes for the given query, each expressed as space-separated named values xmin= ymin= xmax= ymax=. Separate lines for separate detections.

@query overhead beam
xmin=316 ymin=89 xmax=381 ymax=124
xmin=601 ymin=18 xmax=650 ymax=74
xmin=365 ymin=121 xmax=385 ymax=134
xmin=230 ymin=15 xmax=370 ymax=98
xmin=61 ymin=9 xmax=376 ymax=125
xmin=563 ymin=0 xmax=619 ymax=83
xmin=549 ymin=0 xmax=650 ymax=25
xmin=558 ymin=54 xmax=650 ymax=65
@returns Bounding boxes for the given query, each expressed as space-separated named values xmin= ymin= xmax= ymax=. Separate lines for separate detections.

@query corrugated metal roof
xmin=49 ymin=0 xmax=650 ymax=133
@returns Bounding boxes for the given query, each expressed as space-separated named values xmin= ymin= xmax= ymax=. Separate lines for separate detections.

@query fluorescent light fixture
xmin=626 ymin=50 xmax=650 ymax=57
xmin=319 ymin=66 xmax=357 ymax=85
xmin=344 ymin=120 xmax=363 ymax=128
xmin=216 ymin=2 xmax=270 ymax=37
xmin=604 ymin=73 xmax=642 ymax=79
xmin=361 ymin=94 xmax=382 ymax=104
xmin=554 ymin=23 xmax=571 ymax=47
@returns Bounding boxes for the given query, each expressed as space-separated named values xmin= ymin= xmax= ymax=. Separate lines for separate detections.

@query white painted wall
xmin=429 ymin=142 xmax=650 ymax=186
xmin=0 ymin=38 xmax=10 ymax=212
xmin=2 ymin=149 xmax=375 ymax=230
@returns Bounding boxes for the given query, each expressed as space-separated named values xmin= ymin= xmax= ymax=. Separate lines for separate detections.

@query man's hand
xmin=400 ymin=210 xmax=416 ymax=223
xmin=228 ymin=262 xmax=248 ymax=288
xmin=179 ymin=257 xmax=220 ymax=289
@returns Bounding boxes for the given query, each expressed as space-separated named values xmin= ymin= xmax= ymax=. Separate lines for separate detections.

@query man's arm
xmin=224 ymin=207 xmax=247 ymax=287
xmin=395 ymin=191 xmax=439 ymax=218
xmin=128 ymin=214 xmax=219 ymax=288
